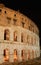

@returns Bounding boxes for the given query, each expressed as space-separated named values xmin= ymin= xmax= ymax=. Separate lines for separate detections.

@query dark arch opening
xmin=3 ymin=49 xmax=9 ymax=62
xmin=4 ymin=29 xmax=10 ymax=40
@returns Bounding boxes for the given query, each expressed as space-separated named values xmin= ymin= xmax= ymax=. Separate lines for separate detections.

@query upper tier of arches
xmin=0 ymin=4 xmax=39 ymax=35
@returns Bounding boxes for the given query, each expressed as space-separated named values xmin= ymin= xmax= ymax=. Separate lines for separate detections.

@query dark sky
xmin=0 ymin=0 xmax=41 ymax=46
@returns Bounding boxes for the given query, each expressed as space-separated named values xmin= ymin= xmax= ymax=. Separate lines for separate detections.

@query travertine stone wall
xmin=0 ymin=4 xmax=40 ymax=63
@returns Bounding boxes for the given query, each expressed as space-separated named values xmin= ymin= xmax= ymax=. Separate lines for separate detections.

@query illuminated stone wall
xmin=0 ymin=4 xmax=40 ymax=63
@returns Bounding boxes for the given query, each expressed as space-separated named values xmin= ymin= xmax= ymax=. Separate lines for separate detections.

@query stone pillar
xmin=10 ymin=28 xmax=13 ymax=41
xmin=17 ymin=28 xmax=21 ymax=42
xmin=18 ymin=50 xmax=22 ymax=62
xmin=0 ymin=27 xmax=4 ymax=40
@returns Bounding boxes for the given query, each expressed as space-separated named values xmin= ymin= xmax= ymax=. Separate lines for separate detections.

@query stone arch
xmin=35 ymin=50 xmax=37 ymax=58
xmin=32 ymin=50 xmax=34 ymax=59
xmin=31 ymin=36 xmax=33 ymax=45
xmin=21 ymin=49 xmax=25 ymax=61
xmin=13 ymin=49 xmax=18 ymax=62
xmin=4 ymin=29 xmax=10 ymax=40
xmin=14 ymin=31 xmax=17 ymax=41
xmin=27 ymin=34 xmax=30 ymax=45
xmin=21 ymin=33 xmax=24 ymax=42
xmin=3 ymin=48 xmax=9 ymax=62
xmin=34 ymin=36 xmax=36 ymax=45
xmin=27 ymin=49 xmax=31 ymax=60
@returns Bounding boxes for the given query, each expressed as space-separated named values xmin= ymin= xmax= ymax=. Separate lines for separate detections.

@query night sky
xmin=0 ymin=0 xmax=41 ymax=47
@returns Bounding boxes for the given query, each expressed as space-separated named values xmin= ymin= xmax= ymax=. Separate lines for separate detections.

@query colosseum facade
xmin=0 ymin=4 xmax=40 ymax=63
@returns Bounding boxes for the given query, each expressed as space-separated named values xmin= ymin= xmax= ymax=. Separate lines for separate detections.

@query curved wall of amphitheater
xmin=0 ymin=4 xmax=40 ymax=63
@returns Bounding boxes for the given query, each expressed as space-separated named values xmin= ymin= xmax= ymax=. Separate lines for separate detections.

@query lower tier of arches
xmin=0 ymin=43 xmax=40 ymax=63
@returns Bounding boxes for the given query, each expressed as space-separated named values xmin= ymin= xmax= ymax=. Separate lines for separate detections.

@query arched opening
xmin=21 ymin=33 xmax=24 ymax=42
xmin=14 ymin=31 xmax=17 ymax=41
xmin=13 ymin=49 xmax=18 ymax=62
xmin=27 ymin=35 xmax=30 ymax=45
xmin=4 ymin=29 xmax=10 ymax=40
xmin=34 ymin=37 xmax=36 ymax=45
xmin=3 ymin=49 xmax=9 ymax=62
xmin=27 ymin=50 xmax=30 ymax=60
xmin=21 ymin=50 xmax=25 ymax=61
xmin=31 ymin=36 xmax=33 ymax=45
xmin=32 ymin=50 xmax=34 ymax=59
xmin=35 ymin=50 xmax=37 ymax=58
